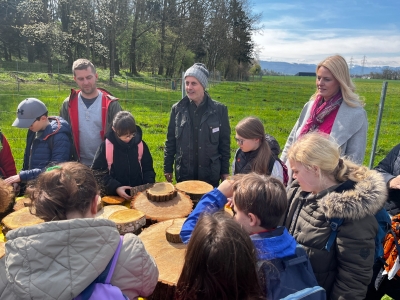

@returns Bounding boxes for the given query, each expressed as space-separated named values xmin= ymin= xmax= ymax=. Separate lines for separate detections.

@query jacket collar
xmin=303 ymin=170 xmax=387 ymax=220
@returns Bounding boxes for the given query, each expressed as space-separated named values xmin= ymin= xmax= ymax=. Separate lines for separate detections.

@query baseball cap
xmin=12 ymin=98 xmax=48 ymax=128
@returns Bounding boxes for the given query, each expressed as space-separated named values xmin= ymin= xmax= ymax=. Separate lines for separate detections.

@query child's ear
xmin=90 ymin=195 xmax=99 ymax=214
xmin=248 ymin=213 xmax=261 ymax=227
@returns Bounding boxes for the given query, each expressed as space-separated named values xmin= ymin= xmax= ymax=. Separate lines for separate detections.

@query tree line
xmin=0 ymin=0 xmax=259 ymax=80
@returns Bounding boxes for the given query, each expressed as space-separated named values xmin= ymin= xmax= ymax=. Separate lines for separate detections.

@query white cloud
xmin=253 ymin=28 xmax=400 ymax=67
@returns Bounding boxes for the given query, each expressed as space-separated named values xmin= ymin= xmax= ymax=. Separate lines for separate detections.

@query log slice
xmin=1 ymin=207 xmax=44 ymax=236
xmin=139 ymin=219 xmax=187 ymax=300
xmin=175 ymin=180 xmax=213 ymax=201
xmin=102 ymin=195 xmax=125 ymax=205
xmin=131 ymin=191 xmax=192 ymax=224
xmin=146 ymin=182 xmax=177 ymax=202
xmin=108 ymin=209 xmax=146 ymax=234
xmin=165 ymin=218 xmax=186 ymax=243
xmin=95 ymin=205 xmax=128 ymax=219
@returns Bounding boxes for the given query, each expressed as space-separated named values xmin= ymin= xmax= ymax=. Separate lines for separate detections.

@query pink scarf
xmin=300 ymin=91 xmax=343 ymax=136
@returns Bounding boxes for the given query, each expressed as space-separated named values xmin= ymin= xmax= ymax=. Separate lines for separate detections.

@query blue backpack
xmin=258 ymin=244 xmax=326 ymax=300
xmin=73 ymin=236 xmax=128 ymax=300
xmin=326 ymin=207 xmax=392 ymax=261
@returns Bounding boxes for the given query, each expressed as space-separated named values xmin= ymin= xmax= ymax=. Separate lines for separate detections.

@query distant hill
xmin=259 ymin=61 xmax=400 ymax=76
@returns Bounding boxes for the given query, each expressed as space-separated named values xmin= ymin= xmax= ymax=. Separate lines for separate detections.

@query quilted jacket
xmin=0 ymin=218 xmax=158 ymax=299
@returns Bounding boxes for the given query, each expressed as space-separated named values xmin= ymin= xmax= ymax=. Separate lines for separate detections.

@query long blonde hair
xmin=311 ymin=55 xmax=364 ymax=107
xmin=287 ymin=132 xmax=367 ymax=183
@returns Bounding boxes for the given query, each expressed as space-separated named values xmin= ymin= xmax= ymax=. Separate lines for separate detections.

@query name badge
xmin=212 ymin=127 xmax=220 ymax=133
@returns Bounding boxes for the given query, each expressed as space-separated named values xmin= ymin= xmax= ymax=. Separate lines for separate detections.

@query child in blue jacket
xmin=4 ymin=98 xmax=72 ymax=191
xmin=180 ymin=173 xmax=325 ymax=300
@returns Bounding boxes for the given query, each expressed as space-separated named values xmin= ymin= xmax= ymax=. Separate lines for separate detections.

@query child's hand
xmin=4 ymin=175 xmax=20 ymax=185
xmin=217 ymin=178 xmax=234 ymax=198
xmin=116 ymin=186 xmax=132 ymax=200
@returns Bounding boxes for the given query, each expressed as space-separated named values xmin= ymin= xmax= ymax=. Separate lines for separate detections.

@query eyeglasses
xmin=235 ymin=137 xmax=245 ymax=145
xmin=30 ymin=116 xmax=41 ymax=127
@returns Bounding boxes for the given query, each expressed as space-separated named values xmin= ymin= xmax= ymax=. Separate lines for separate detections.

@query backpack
xmin=73 ymin=236 xmax=128 ymax=300
xmin=47 ymin=130 xmax=79 ymax=162
xmin=105 ymin=138 xmax=143 ymax=174
xmin=381 ymin=214 xmax=400 ymax=279
xmin=258 ymin=244 xmax=326 ymax=300
xmin=326 ymin=207 xmax=392 ymax=262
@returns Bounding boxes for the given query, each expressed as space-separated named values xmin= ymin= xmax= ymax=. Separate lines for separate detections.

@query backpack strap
xmin=325 ymin=218 xmax=344 ymax=252
xmin=104 ymin=236 xmax=124 ymax=284
xmin=105 ymin=139 xmax=114 ymax=174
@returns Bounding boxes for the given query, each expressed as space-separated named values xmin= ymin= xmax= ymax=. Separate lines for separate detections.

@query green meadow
xmin=1 ymin=70 xmax=400 ymax=182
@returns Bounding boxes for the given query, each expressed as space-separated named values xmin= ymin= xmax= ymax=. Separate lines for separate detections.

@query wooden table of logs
xmin=139 ymin=218 xmax=187 ymax=300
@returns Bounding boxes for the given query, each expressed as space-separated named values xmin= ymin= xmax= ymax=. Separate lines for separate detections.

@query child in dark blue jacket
xmin=4 ymin=98 xmax=72 ymax=190
xmin=180 ymin=173 xmax=325 ymax=300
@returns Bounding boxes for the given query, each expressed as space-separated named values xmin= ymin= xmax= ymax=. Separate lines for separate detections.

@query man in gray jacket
xmin=164 ymin=63 xmax=231 ymax=187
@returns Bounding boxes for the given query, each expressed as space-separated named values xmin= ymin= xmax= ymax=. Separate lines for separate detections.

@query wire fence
xmin=1 ymin=66 xmax=400 ymax=177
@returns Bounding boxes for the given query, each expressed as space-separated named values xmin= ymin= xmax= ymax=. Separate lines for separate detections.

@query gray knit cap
xmin=184 ymin=63 xmax=209 ymax=89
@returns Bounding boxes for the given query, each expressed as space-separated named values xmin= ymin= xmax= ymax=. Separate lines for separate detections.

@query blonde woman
xmin=284 ymin=133 xmax=387 ymax=299
xmin=281 ymin=55 xmax=367 ymax=165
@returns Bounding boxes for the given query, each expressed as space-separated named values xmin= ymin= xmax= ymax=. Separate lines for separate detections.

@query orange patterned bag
xmin=382 ymin=214 xmax=400 ymax=277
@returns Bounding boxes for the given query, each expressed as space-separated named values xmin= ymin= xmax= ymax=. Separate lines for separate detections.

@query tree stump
xmin=131 ymin=191 xmax=192 ymax=225
xmin=139 ymin=219 xmax=187 ymax=300
xmin=95 ymin=205 xmax=128 ymax=219
xmin=108 ymin=209 xmax=146 ymax=235
xmin=165 ymin=218 xmax=186 ymax=243
xmin=1 ymin=207 xmax=44 ymax=236
xmin=146 ymin=182 xmax=177 ymax=202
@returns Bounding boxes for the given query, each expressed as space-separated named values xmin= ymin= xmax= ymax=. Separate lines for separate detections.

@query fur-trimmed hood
xmin=320 ymin=169 xmax=387 ymax=220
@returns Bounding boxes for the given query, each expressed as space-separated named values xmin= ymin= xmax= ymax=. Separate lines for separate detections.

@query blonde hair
xmin=287 ymin=132 xmax=367 ymax=183
xmin=311 ymin=55 xmax=364 ymax=107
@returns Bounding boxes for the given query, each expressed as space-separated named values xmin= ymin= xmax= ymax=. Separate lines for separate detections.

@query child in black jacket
xmin=91 ymin=111 xmax=155 ymax=199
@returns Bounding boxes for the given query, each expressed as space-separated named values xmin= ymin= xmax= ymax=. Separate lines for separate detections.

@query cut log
xmin=131 ymin=183 xmax=155 ymax=197
xmin=131 ymin=191 xmax=192 ymax=224
xmin=0 ymin=242 xmax=4 ymax=259
xmin=146 ymin=182 xmax=177 ymax=202
xmin=175 ymin=180 xmax=213 ymax=201
xmin=13 ymin=197 xmax=32 ymax=211
xmin=95 ymin=205 xmax=128 ymax=219
xmin=1 ymin=207 xmax=44 ymax=236
xmin=165 ymin=218 xmax=186 ymax=243
xmin=139 ymin=219 xmax=187 ymax=300
xmin=108 ymin=209 xmax=146 ymax=235
xmin=102 ymin=195 xmax=125 ymax=205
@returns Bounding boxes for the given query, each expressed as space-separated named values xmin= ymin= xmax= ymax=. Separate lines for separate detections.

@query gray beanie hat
xmin=184 ymin=63 xmax=209 ymax=89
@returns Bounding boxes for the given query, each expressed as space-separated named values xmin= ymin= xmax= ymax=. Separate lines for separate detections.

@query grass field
xmin=1 ymin=70 xmax=400 ymax=183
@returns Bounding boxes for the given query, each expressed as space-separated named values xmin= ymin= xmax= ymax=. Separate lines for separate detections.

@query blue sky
xmin=250 ymin=0 xmax=400 ymax=66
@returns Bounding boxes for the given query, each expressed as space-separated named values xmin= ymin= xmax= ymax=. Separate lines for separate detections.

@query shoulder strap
xmin=268 ymin=155 xmax=276 ymax=174
xmin=138 ymin=141 xmax=143 ymax=165
xmin=325 ymin=218 xmax=344 ymax=252
xmin=105 ymin=139 xmax=114 ymax=174
xmin=104 ymin=236 xmax=124 ymax=284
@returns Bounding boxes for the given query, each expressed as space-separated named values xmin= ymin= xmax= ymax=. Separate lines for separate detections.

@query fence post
xmin=58 ymin=62 xmax=60 ymax=92
xmin=369 ymin=81 xmax=388 ymax=169
xmin=17 ymin=61 xmax=19 ymax=92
